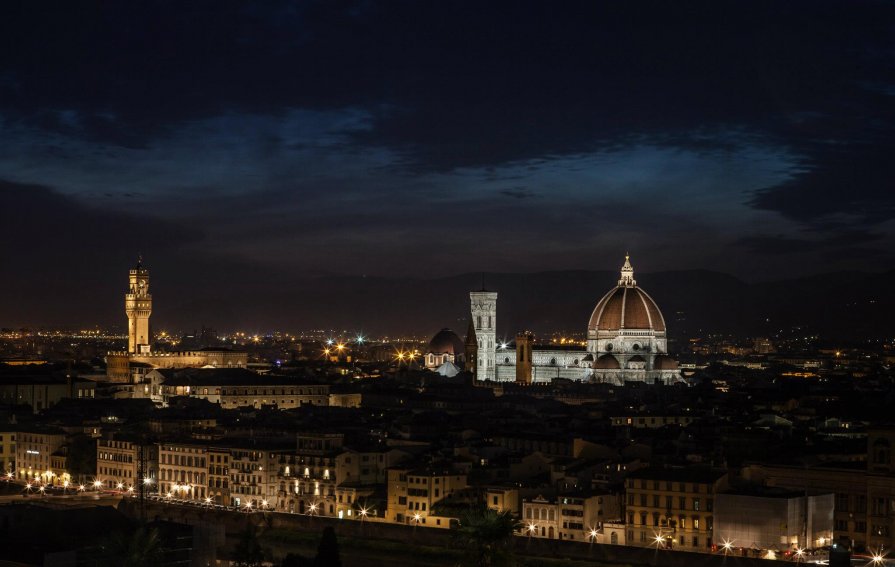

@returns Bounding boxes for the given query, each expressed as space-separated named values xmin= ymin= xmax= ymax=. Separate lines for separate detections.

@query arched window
xmin=611 ymin=531 xmax=618 ymax=545
xmin=550 ymin=357 xmax=557 ymax=366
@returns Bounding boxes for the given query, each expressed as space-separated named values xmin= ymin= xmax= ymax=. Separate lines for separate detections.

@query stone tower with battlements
xmin=125 ymin=259 xmax=152 ymax=354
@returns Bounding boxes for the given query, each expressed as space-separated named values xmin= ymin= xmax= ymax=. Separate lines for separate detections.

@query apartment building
xmin=96 ymin=436 xmax=158 ymax=490
xmin=158 ymin=441 xmax=209 ymax=500
xmin=386 ymin=467 xmax=467 ymax=528
xmin=15 ymin=427 xmax=66 ymax=484
xmin=624 ymin=467 xmax=727 ymax=552
xmin=0 ymin=431 xmax=16 ymax=473
xmin=745 ymin=427 xmax=895 ymax=553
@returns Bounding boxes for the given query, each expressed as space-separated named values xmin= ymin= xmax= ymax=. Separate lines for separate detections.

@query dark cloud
xmin=734 ymin=229 xmax=886 ymax=256
xmin=499 ymin=188 xmax=537 ymax=200
xmin=1 ymin=0 xmax=895 ymax=329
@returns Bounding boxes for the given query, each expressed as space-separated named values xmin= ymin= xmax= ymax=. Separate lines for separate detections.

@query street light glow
xmin=527 ymin=522 xmax=537 ymax=534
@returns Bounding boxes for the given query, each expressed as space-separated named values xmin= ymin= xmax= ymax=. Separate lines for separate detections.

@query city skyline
xmin=3 ymin=4 xmax=895 ymax=566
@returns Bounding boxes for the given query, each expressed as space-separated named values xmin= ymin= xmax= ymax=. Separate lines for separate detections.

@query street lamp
xmin=794 ymin=548 xmax=804 ymax=563
xmin=871 ymin=547 xmax=886 ymax=565
xmin=93 ymin=480 xmax=103 ymax=490
xmin=721 ymin=538 xmax=734 ymax=555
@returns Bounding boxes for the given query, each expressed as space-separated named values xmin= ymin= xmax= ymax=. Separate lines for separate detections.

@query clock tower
xmin=125 ymin=258 xmax=152 ymax=354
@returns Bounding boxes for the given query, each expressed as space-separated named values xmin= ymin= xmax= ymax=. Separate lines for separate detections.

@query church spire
xmin=618 ymin=253 xmax=636 ymax=287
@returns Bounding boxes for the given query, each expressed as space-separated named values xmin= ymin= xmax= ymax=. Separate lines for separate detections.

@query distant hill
xmin=186 ymin=268 xmax=894 ymax=342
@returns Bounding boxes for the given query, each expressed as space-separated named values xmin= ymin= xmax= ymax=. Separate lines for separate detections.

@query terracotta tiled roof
xmin=588 ymin=285 xmax=666 ymax=332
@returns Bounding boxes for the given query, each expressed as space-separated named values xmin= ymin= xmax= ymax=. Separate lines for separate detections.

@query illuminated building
xmin=386 ymin=467 xmax=467 ymax=528
xmin=96 ymin=436 xmax=158 ymax=491
xmin=15 ymin=427 xmax=66 ymax=484
xmin=470 ymin=289 xmax=498 ymax=381
xmin=423 ymin=328 xmax=465 ymax=374
xmin=125 ymin=259 xmax=152 ymax=354
xmin=624 ymin=468 xmax=727 ymax=552
xmin=0 ymin=432 xmax=15 ymax=474
xmin=106 ymin=260 xmax=247 ymax=382
xmin=478 ymin=256 xmax=681 ymax=384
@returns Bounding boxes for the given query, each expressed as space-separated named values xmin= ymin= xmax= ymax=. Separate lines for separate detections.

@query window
xmin=837 ymin=493 xmax=850 ymax=512
xmin=835 ymin=519 xmax=849 ymax=531
xmin=693 ymin=498 xmax=700 ymax=511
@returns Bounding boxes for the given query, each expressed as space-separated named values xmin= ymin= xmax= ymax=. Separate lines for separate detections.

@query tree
xmin=313 ymin=526 xmax=341 ymax=567
xmin=454 ymin=507 xmax=520 ymax=567
xmin=66 ymin=433 xmax=97 ymax=481
xmin=103 ymin=526 xmax=164 ymax=567
xmin=233 ymin=525 xmax=265 ymax=567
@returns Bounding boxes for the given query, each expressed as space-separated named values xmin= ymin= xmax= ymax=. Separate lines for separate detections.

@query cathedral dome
xmin=588 ymin=256 xmax=666 ymax=333
xmin=427 ymin=328 xmax=465 ymax=355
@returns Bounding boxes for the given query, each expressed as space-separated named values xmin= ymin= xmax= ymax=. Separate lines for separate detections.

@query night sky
xmin=3 ymin=1 xmax=895 ymax=329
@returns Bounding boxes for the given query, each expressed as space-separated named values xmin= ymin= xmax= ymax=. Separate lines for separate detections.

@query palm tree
xmin=104 ymin=526 xmax=164 ymax=567
xmin=454 ymin=507 xmax=520 ymax=567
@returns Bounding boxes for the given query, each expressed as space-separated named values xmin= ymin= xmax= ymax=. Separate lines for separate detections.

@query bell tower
xmin=125 ymin=258 xmax=152 ymax=354
xmin=469 ymin=289 xmax=497 ymax=381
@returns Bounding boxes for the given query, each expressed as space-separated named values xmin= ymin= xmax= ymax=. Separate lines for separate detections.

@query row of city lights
xmin=10 ymin=469 xmax=883 ymax=559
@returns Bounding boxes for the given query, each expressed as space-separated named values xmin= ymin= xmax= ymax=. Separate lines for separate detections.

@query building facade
xmin=107 ymin=261 xmax=247 ymax=383
xmin=470 ymin=291 xmax=498 ymax=381
xmin=477 ymin=256 xmax=681 ymax=385
xmin=624 ymin=468 xmax=727 ymax=553
xmin=386 ymin=467 xmax=468 ymax=527
xmin=15 ymin=428 xmax=66 ymax=484
xmin=96 ymin=437 xmax=158 ymax=491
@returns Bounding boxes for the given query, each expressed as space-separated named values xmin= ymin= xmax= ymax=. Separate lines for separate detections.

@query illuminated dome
xmin=427 ymin=328 xmax=464 ymax=355
xmin=586 ymin=256 xmax=680 ymax=386
xmin=588 ymin=255 xmax=666 ymax=333
xmin=425 ymin=328 xmax=466 ymax=372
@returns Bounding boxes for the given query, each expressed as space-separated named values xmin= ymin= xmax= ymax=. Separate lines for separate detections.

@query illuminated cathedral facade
xmin=466 ymin=256 xmax=681 ymax=385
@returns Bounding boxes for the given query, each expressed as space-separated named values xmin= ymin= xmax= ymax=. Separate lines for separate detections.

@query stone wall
xmin=121 ymin=499 xmax=789 ymax=567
